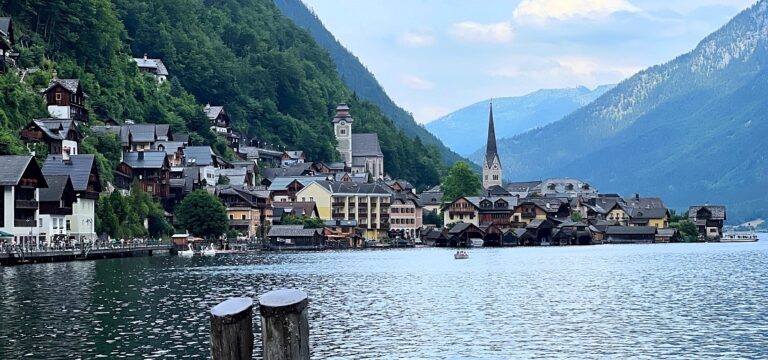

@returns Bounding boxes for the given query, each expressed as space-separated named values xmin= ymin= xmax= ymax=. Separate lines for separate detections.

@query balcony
xmin=332 ymin=202 xmax=346 ymax=207
xmin=522 ymin=213 xmax=536 ymax=219
xmin=15 ymin=200 xmax=39 ymax=209
xmin=15 ymin=219 xmax=36 ymax=227
xmin=229 ymin=219 xmax=250 ymax=226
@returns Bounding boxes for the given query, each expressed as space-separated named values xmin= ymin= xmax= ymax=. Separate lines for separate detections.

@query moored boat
xmin=720 ymin=232 xmax=759 ymax=242
xmin=454 ymin=251 xmax=469 ymax=259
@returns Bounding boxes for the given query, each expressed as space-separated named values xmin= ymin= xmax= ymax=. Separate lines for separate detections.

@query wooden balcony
xmin=15 ymin=200 xmax=39 ymax=209
xmin=15 ymin=219 xmax=36 ymax=227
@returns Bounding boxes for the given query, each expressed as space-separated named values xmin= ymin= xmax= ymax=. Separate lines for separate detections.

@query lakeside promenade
xmin=0 ymin=239 xmax=171 ymax=265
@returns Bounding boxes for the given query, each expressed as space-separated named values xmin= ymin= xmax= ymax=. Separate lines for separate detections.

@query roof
xmin=268 ymin=176 xmax=328 ymax=191
xmin=154 ymin=141 xmax=184 ymax=156
xmin=39 ymin=175 xmax=72 ymax=202
xmin=485 ymin=102 xmax=499 ymax=165
xmin=605 ymin=226 xmax=657 ymax=235
xmin=448 ymin=222 xmax=481 ymax=235
xmin=324 ymin=220 xmax=357 ymax=227
xmin=204 ymin=105 xmax=224 ymax=120
xmin=688 ymin=205 xmax=726 ymax=220
xmin=122 ymin=151 xmax=167 ymax=169
xmin=43 ymin=79 xmax=80 ymax=94
xmin=535 ymin=178 xmax=597 ymax=196
xmin=183 ymin=146 xmax=214 ymax=166
xmin=218 ymin=168 xmax=248 ymax=187
xmin=307 ymin=181 xmax=392 ymax=195
xmin=351 ymin=133 xmax=383 ymax=157
xmin=657 ymin=229 xmax=676 ymax=237
xmin=0 ymin=17 xmax=10 ymax=36
xmin=174 ymin=134 xmax=190 ymax=144
xmin=0 ymin=156 xmax=46 ymax=187
xmin=284 ymin=151 xmax=304 ymax=159
xmin=262 ymin=163 xmax=315 ymax=179
xmin=484 ymin=185 xmax=511 ymax=196
xmin=132 ymin=56 xmax=169 ymax=76
xmin=506 ymin=181 xmax=542 ymax=192
xmin=125 ymin=124 xmax=157 ymax=143
xmin=268 ymin=225 xmax=320 ymax=238
xmin=626 ymin=207 xmax=668 ymax=220
xmin=27 ymin=119 xmax=81 ymax=141
xmin=42 ymin=154 xmax=98 ymax=192
xmin=465 ymin=196 xmax=519 ymax=210
xmin=272 ymin=202 xmax=318 ymax=217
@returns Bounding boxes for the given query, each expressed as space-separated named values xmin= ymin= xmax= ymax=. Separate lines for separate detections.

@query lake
xmin=2 ymin=236 xmax=767 ymax=359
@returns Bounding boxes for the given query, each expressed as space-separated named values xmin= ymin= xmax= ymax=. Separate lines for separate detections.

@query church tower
xmin=483 ymin=101 xmax=502 ymax=189
xmin=333 ymin=103 xmax=353 ymax=164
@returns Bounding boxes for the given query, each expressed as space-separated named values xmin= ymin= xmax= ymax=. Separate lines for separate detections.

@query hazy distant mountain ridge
xmin=485 ymin=1 xmax=768 ymax=222
xmin=428 ymin=85 xmax=613 ymax=156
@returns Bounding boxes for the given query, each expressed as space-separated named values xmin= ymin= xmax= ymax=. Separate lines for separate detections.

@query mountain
xmin=273 ymin=0 xmax=465 ymax=166
xmin=1 ymin=0 xmax=444 ymax=189
xmin=474 ymin=1 xmax=768 ymax=222
xmin=428 ymin=85 xmax=613 ymax=156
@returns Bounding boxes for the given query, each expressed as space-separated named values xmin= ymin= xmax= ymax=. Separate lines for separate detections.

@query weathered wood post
xmin=210 ymin=297 xmax=254 ymax=360
xmin=259 ymin=289 xmax=310 ymax=360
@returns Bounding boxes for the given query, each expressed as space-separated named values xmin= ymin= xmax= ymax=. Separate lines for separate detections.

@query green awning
xmin=0 ymin=230 xmax=13 ymax=237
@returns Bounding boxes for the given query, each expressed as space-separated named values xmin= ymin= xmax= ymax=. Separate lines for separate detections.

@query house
xmin=205 ymin=104 xmax=239 ymax=150
xmin=295 ymin=181 xmax=392 ymax=240
xmin=260 ymin=163 xmax=316 ymax=186
xmin=0 ymin=17 xmax=17 ymax=71
xmin=605 ymin=226 xmax=657 ymax=244
xmin=20 ymin=119 xmax=83 ymax=155
xmin=153 ymin=141 xmax=185 ymax=167
xmin=116 ymin=151 xmax=170 ymax=198
xmin=323 ymin=220 xmax=362 ymax=248
xmin=511 ymin=198 xmax=570 ymax=226
xmin=41 ymin=75 xmax=88 ymax=122
xmin=688 ymin=205 xmax=726 ymax=240
xmin=123 ymin=124 xmax=159 ymax=152
xmin=132 ymin=54 xmax=169 ymax=83
xmin=42 ymin=154 xmax=102 ymax=241
xmin=505 ymin=181 xmax=542 ymax=198
xmin=0 ymin=156 xmax=48 ymax=244
xmin=419 ymin=185 xmax=443 ymax=215
xmin=38 ymin=175 xmax=77 ymax=243
xmin=332 ymin=104 xmax=385 ymax=178
xmin=269 ymin=176 xmax=329 ymax=202
xmin=272 ymin=201 xmax=320 ymax=224
xmin=441 ymin=196 xmax=479 ymax=227
xmin=267 ymin=225 xmax=324 ymax=250
xmin=216 ymin=185 xmax=271 ymax=237
xmin=446 ymin=223 xmax=484 ymax=247
xmin=388 ymin=193 xmax=423 ymax=240
xmin=312 ymin=162 xmax=348 ymax=174
xmin=183 ymin=146 xmax=221 ymax=187
xmin=623 ymin=195 xmax=669 ymax=228
xmin=281 ymin=151 xmax=305 ymax=166
xmin=169 ymin=166 xmax=198 ymax=207
xmin=532 ymin=178 xmax=598 ymax=198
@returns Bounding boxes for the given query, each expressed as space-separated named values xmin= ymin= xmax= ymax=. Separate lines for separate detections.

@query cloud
xmin=513 ymin=0 xmax=641 ymax=22
xmin=400 ymin=75 xmax=435 ymax=90
xmin=399 ymin=29 xmax=436 ymax=47
xmin=490 ymin=56 xmax=641 ymax=87
xmin=413 ymin=105 xmax=452 ymax=124
xmin=448 ymin=21 xmax=514 ymax=43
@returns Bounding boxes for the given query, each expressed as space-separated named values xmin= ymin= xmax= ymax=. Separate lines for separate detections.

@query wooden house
xmin=20 ymin=119 xmax=83 ymax=155
xmin=116 ymin=151 xmax=170 ymax=198
xmin=41 ymin=77 xmax=88 ymax=122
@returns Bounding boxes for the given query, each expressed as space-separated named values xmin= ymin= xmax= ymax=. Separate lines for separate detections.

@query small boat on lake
xmin=454 ymin=251 xmax=469 ymax=260
xmin=721 ymin=231 xmax=759 ymax=242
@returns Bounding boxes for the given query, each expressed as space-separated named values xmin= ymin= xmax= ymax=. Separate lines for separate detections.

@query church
xmin=332 ymin=104 xmax=385 ymax=179
xmin=483 ymin=102 xmax=503 ymax=190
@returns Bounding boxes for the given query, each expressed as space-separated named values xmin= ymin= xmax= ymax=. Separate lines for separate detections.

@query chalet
xmin=511 ymin=198 xmax=570 ymax=225
xmin=132 ymin=54 xmax=169 ymax=83
xmin=281 ymin=151 xmax=305 ymax=166
xmin=42 ymin=154 xmax=102 ymax=241
xmin=605 ymin=226 xmax=657 ymax=244
xmin=442 ymin=195 xmax=519 ymax=228
xmin=0 ymin=17 xmax=17 ymax=71
xmin=41 ymin=76 xmax=88 ymax=122
xmin=38 ymin=175 xmax=77 ymax=243
xmin=688 ymin=205 xmax=726 ymax=240
xmin=205 ymin=104 xmax=239 ymax=150
xmin=0 ymin=156 xmax=48 ymax=243
xmin=123 ymin=124 xmax=159 ymax=152
xmin=216 ymin=185 xmax=271 ymax=237
xmin=20 ymin=119 xmax=83 ymax=155
xmin=116 ymin=151 xmax=170 ymax=198
xmin=323 ymin=220 xmax=363 ymax=248
xmin=153 ymin=141 xmax=185 ymax=167
xmin=267 ymin=225 xmax=324 ymax=250
xmin=272 ymin=201 xmax=320 ymax=224
xmin=441 ymin=197 xmax=479 ymax=227
xmin=183 ymin=146 xmax=222 ymax=187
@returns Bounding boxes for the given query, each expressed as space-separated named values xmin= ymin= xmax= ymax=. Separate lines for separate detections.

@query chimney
xmin=143 ymin=53 xmax=148 ymax=60
xmin=51 ymin=69 xmax=58 ymax=80
xmin=62 ymin=147 xmax=71 ymax=163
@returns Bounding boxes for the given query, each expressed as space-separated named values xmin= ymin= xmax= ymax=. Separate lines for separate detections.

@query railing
xmin=229 ymin=219 xmax=250 ymax=226
xmin=1 ymin=238 xmax=171 ymax=257
xmin=15 ymin=200 xmax=38 ymax=209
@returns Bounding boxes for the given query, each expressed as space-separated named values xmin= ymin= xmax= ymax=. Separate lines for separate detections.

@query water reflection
xmin=1 ymin=239 xmax=768 ymax=358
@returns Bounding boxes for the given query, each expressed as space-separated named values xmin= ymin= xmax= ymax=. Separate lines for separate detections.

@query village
xmin=0 ymin=16 xmax=729 ymax=262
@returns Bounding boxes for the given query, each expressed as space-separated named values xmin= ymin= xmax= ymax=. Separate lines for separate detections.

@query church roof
xmin=484 ymin=102 xmax=500 ymax=165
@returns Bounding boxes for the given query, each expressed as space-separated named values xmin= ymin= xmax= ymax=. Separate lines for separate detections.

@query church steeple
xmin=482 ymin=100 xmax=502 ymax=189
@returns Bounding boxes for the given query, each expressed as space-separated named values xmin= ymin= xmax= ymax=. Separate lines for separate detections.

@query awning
xmin=0 ymin=230 xmax=13 ymax=238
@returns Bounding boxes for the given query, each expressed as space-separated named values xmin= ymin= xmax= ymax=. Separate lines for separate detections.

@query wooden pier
xmin=0 ymin=244 xmax=171 ymax=265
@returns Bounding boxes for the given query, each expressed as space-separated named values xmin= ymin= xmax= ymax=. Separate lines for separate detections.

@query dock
xmin=0 ymin=242 xmax=171 ymax=265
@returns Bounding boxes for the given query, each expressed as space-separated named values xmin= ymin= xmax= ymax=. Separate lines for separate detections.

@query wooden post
xmin=259 ymin=289 xmax=310 ymax=360
xmin=210 ymin=297 xmax=254 ymax=360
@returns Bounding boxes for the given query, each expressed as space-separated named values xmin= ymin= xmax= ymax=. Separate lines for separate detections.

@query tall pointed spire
xmin=485 ymin=99 xmax=498 ymax=164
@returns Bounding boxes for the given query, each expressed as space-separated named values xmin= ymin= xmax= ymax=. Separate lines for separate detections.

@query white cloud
xmin=448 ymin=21 xmax=514 ymax=43
xmin=490 ymin=56 xmax=641 ymax=87
xmin=513 ymin=0 xmax=641 ymax=22
xmin=413 ymin=105 xmax=452 ymax=124
xmin=400 ymin=29 xmax=436 ymax=47
xmin=400 ymin=75 xmax=435 ymax=90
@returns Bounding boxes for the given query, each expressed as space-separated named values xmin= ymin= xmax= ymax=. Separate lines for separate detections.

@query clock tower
xmin=483 ymin=101 xmax=502 ymax=189
xmin=333 ymin=103 xmax=353 ymax=164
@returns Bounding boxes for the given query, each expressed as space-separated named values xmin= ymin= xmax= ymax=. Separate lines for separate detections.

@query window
xmin=340 ymin=129 xmax=346 ymax=135
xmin=66 ymin=220 xmax=71 ymax=231
xmin=241 ymin=215 xmax=247 ymax=220
xmin=709 ymin=228 xmax=717 ymax=233
xmin=39 ymin=218 xmax=43 ymax=228
xmin=229 ymin=215 xmax=234 ymax=220
xmin=147 ymin=185 xmax=153 ymax=193
xmin=55 ymin=93 xmax=62 ymax=101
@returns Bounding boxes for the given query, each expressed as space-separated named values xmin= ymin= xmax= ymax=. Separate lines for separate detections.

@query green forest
xmin=0 ymin=0 xmax=444 ymax=190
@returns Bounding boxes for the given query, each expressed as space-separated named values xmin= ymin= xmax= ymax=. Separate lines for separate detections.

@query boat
xmin=201 ymin=244 xmax=216 ymax=256
xmin=720 ymin=231 xmax=759 ymax=242
xmin=178 ymin=244 xmax=195 ymax=257
xmin=470 ymin=238 xmax=484 ymax=247
xmin=454 ymin=251 xmax=469 ymax=260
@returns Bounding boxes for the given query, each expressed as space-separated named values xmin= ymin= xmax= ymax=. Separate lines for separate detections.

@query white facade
xmin=47 ymin=105 xmax=70 ymax=119
xmin=335 ymin=120 xmax=352 ymax=165
xmin=483 ymin=156 xmax=502 ymax=189
xmin=1 ymin=186 xmax=41 ymax=242
xmin=66 ymin=198 xmax=96 ymax=240
xmin=62 ymin=139 xmax=78 ymax=155
xmin=38 ymin=214 xmax=67 ymax=242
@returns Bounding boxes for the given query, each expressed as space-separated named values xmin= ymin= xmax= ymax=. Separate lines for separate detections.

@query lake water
xmin=2 ymin=236 xmax=768 ymax=359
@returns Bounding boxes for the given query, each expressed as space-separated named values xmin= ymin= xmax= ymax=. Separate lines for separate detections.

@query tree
xmin=671 ymin=220 xmax=699 ymax=242
xmin=282 ymin=215 xmax=325 ymax=229
xmin=217 ymin=175 xmax=230 ymax=185
xmin=175 ymin=190 xmax=228 ymax=239
xmin=441 ymin=161 xmax=481 ymax=202
xmin=423 ymin=210 xmax=443 ymax=226
xmin=571 ymin=212 xmax=583 ymax=222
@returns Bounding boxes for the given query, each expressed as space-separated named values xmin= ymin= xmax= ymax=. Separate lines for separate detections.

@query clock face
xmin=340 ymin=120 xmax=346 ymax=126
xmin=492 ymin=165 xmax=498 ymax=170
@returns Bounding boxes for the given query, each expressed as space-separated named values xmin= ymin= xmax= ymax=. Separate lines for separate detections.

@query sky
xmin=302 ymin=0 xmax=756 ymax=124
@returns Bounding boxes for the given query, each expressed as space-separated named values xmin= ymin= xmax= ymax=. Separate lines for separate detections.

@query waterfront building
xmin=0 ymin=156 xmax=48 ymax=244
xmin=41 ymin=75 xmax=88 ymax=122
xmin=267 ymin=225 xmax=324 ymax=249
xmin=20 ymin=119 xmax=83 ymax=156
xmin=296 ymin=181 xmax=392 ymax=240
xmin=482 ymin=102 xmax=502 ymax=189
xmin=132 ymin=54 xmax=169 ymax=83
xmin=605 ymin=226 xmax=657 ymax=244
xmin=510 ymin=198 xmax=569 ymax=226
xmin=42 ymin=154 xmax=101 ymax=241
xmin=385 ymin=180 xmax=423 ymax=240
xmin=38 ymin=175 xmax=76 ymax=243
xmin=331 ymin=104 xmax=385 ymax=179
xmin=216 ymin=185 xmax=271 ymax=237
xmin=688 ymin=205 xmax=726 ymax=240
xmin=116 ymin=151 xmax=170 ymax=198
xmin=441 ymin=195 xmax=519 ymax=228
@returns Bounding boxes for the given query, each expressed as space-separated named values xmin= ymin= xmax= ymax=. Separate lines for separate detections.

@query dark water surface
xmin=2 ymin=237 xmax=768 ymax=359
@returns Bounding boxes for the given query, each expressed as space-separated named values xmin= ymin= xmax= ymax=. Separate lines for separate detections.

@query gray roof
xmin=448 ymin=222 xmax=480 ymax=235
xmin=268 ymin=176 xmax=328 ymax=191
xmin=132 ymin=56 xmax=169 ymax=76
xmin=505 ymin=181 xmax=542 ymax=192
xmin=156 ymin=124 xmax=171 ymax=138
xmin=272 ymin=202 xmax=318 ymax=217
xmin=42 ymin=154 xmax=97 ymax=192
xmin=29 ymin=119 xmax=81 ymax=140
xmin=0 ymin=17 xmax=10 ymax=36
xmin=204 ymin=105 xmax=224 ymax=120
xmin=419 ymin=191 xmax=443 ymax=206
xmin=174 ymin=134 xmax=190 ymax=144
xmin=352 ymin=133 xmax=383 ymax=157
xmin=218 ymin=168 xmax=248 ymax=187
xmin=43 ymin=79 xmax=80 ymax=94
xmin=122 ymin=151 xmax=167 ymax=169
xmin=465 ymin=196 xmax=519 ymax=210
xmin=606 ymin=226 xmax=657 ymax=235
xmin=324 ymin=220 xmax=357 ymax=227
xmin=688 ymin=205 xmax=726 ymax=220
xmin=483 ymin=185 xmax=511 ymax=196
xmin=626 ymin=207 xmax=668 ymax=220
xmin=0 ymin=156 xmax=46 ymax=187
xmin=657 ymin=229 xmax=676 ymax=237
xmin=153 ymin=141 xmax=184 ymax=156
xmin=284 ymin=151 xmax=304 ymax=159
xmin=183 ymin=146 xmax=214 ymax=166
xmin=39 ymin=175 xmax=71 ymax=202
xmin=268 ymin=225 xmax=321 ymax=238
xmin=126 ymin=124 xmax=157 ymax=143
xmin=262 ymin=163 xmax=314 ymax=179
xmin=310 ymin=181 xmax=392 ymax=195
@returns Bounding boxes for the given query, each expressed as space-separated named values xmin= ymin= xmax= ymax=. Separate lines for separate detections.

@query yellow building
xmin=296 ymin=181 xmax=392 ymax=240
